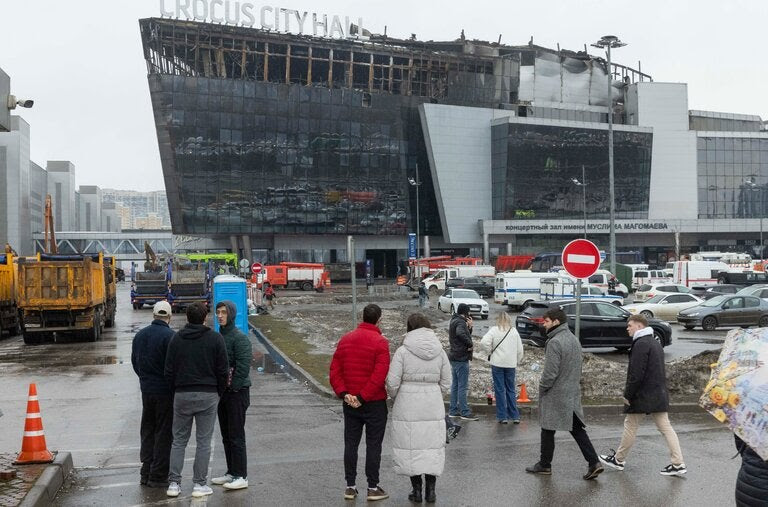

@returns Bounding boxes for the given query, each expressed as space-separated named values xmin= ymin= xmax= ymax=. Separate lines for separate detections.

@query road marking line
xmin=567 ymin=253 xmax=596 ymax=264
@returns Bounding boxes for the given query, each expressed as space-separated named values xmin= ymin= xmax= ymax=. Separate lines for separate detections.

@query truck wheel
xmin=428 ymin=286 xmax=438 ymax=296
xmin=23 ymin=332 xmax=41 ymax=345
xmin=301 ymin=281 xmax=313 ymax=291
xmin=89 ymin=313 xmax=101 ymax=342
xmin=105 ymin=310 xmax=115 ymax=328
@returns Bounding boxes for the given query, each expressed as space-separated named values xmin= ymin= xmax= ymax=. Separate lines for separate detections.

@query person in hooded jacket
xmin=164 ymin=302 xmax=229 ymax=498
xmin=386 ymin=313 xmax=451 ymax=504
xmin=448 ymin=304 xmax=478 ymax=420
xmin=211 ymin=301 xmax=253 ymax=491
xmin=480 ymin=311 xmax=524 ymax=424
xmin=598 ymin=315 xmax=686 ymax=477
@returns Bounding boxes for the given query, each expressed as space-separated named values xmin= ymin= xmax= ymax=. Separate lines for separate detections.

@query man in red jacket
xmin=329 ymin=304 xmax=391 ymax=502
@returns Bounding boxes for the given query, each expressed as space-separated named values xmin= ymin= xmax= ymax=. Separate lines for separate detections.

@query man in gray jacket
xmin=525 ymin=308 xmax=603 ymax=480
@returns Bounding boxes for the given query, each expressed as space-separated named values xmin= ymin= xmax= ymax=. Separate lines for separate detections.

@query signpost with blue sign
xmin=408 ymin=233 xmax=417 ymax=259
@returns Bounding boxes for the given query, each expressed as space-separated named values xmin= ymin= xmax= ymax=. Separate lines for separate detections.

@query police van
xmin=494 ymin=271 xmax=556 ymax=310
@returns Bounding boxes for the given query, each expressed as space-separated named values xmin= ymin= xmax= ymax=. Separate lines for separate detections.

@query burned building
xmin=140 ymin=16 xmax=768 ymax=270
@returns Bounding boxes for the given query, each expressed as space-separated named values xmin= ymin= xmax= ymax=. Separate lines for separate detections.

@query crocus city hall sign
xmin=159 ymin=0 xmax=365 ymax=39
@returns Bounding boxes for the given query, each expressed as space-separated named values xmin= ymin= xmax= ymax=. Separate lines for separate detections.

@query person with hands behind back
xmin=329 ymin=304 xmax=391 ymax=502
xmin=448 ymin=303 xmax=479 ymax=421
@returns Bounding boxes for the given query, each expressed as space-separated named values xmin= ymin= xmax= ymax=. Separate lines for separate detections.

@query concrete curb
xmin=248 ymin=324 xmax=706 ymax=416
xmin=19 ymin=452 xmax=73 ymax=507
xmin=249 ymin=325 xmax=336 ymax=399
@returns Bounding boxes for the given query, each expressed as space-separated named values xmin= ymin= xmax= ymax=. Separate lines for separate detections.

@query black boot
xmin=408 ymin=475 xmax=422 ymax=503
xmin=424 ymin=474 xmax=436 ymax=503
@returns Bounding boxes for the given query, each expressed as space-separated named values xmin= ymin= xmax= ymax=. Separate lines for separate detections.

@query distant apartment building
xmin=102 ymin=188 xmax=171 ymax=229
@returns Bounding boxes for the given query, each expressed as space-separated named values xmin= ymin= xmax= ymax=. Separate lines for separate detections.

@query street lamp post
xmin=408 ymin=166 xmax=422 ymax=258
xmin=592 ymin=35 xmax=626 ymax=275
xmin=571 ymin=165 xmax=588 ymax=239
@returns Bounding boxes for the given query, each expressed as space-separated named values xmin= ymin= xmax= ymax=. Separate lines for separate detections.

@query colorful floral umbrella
xmin=700 ymin=328 xmax=768 ymax=460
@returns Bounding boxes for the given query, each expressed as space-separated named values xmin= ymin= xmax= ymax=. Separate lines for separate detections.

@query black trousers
xmin=343 ymin=400 xmax=387 ymax=488
xmin=139 ymin=392 xmax=174 ymax=482
xmin=540 ymin=413 xmax=599 ymax=468
xmin=218 ymin=388 xmax=250 ymax=478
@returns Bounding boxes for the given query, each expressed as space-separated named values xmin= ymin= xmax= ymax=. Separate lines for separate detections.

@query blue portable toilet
xmin=212 ymin=275 xmax=249 ymax=334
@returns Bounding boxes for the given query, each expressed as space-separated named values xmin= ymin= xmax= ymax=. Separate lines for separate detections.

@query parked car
xmin=516 ymin=300 xmax=672 ymax=350
xmin=677 ymin=295 xmax=768 ymax=331
xmin=623 ymin=293 xmax=703 ymax=321
xmin=734 ymin=284 xmax=768 ymax=300
xmin=689 ymin=284 xmax=744 ymax=300
xmin=717 ymin=271 xmax=768 ymax=285
xmin=437 ymin=288 xmax=490 ymax=319
xmin=445 ymin=277 xmax=494 ymax=298
xmin=634 ymin=283 xmax=692 ymax=303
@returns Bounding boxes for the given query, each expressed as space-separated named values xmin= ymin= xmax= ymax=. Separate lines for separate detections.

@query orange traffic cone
xmin=517 ymin=383 xmax=532 ymax=403
xmin=14 ymin=383 xmax=54 ymax=464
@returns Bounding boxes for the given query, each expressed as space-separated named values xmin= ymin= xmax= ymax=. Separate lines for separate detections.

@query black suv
xmin=445 ymin=277 xmax=494 ymax=298
xmin=516 ymin=299 xmax=672 ymax=350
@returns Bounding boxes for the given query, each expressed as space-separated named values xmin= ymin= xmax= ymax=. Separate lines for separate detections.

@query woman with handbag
xmin=386 ymin=313 xmax=451 ymax=503
xmin=480 ymin=312 xmax=524 ymax=424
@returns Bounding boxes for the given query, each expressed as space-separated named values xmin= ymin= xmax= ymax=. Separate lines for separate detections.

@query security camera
xmin=6 ymin=95 xmax=34 ymax=109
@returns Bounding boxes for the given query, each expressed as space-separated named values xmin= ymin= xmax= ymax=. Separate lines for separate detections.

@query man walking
xmin=599 ymin=315 xmax=686 ymax=476
xmin=329 ymin=304 xmax=391 ymax=501
xmin=131 ymin=301 xmax=175 ymax=488
xmin=211 ymin=301 xmax=253 ymax=490
xmin=448 ymin=304 xmax=479 ymax=421
xmin=525 ymin=308 xmax=603 ymax=480
xmin=164 ymin=302 xmax=229 ymax=498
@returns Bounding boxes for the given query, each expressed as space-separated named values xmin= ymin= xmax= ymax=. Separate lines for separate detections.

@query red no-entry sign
xmin=251 ymin=262 xmax=263 ymax=274
xmin=561 ymin=239 xmax=601 ymax=279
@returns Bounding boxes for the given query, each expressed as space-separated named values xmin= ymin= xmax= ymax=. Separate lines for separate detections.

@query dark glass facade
xmin=697 ymin=137 xmax=768 ymax=219
xmin=492 ymin=123 xmax=653 ymax=220
xmin=151 ymin=75 xmax=444 ymax=237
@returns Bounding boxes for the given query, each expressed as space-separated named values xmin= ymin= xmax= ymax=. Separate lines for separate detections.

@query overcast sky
xmin=3 ymin=0 xmax=766 ymax=192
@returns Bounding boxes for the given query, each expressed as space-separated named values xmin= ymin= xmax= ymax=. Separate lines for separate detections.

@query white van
xmin=632 ymin=269 xmax=669 ymax=290
xmin=672 ymin=261 xmax=730 ymax=288
xmin=494 ymin=271 xmax=555 ymax=309
xmin=556 ymin=269 xmax=629 ymax=297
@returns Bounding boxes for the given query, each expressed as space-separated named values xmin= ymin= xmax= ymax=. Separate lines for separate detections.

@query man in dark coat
xmin=734 ymin=435 xmax=768 ymax=506
xmin=525 ymin=308 xmax=603 ymax=480
xmin=131 ymin=301 xmax=176 ymax=488
xmin=599 ymin=314 xmax=686 ymax=476
xmin=211 ymin=300 xmax=253 ymax=490
xmin=447 ymin=304 xmax=478 ymax=421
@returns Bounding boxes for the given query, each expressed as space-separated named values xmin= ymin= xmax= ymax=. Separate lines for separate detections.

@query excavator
xmin=44 ymin=194 xmax=57 ymax=254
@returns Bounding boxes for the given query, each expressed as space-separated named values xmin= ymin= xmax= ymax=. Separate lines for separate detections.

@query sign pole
xmin=348 ymin=235 xmax=356 ymax=327
xmin=575 ymin=278 xmax=582 ymax=339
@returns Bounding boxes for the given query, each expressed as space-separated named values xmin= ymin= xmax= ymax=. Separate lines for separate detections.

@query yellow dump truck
xmin=17 ymin=253 xmax=117 ymax=344
xmin=0 ymin=253 xmax=21 ymax=337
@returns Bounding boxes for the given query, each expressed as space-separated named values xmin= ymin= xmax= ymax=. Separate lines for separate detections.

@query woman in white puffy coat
xmin=480 ymin=312 xmax=524 ymax=424
xmin=386 ymin=313 xmax=452 ymax=504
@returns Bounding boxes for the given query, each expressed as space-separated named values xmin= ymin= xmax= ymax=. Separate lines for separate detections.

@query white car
xmin=624 ymin=293 xmax=704 ymax=321
xmin=437 ymin=288 xmax=490 ymax=319
xmin=735 ymin=284 xmax=768 ymax=300
xmin=634 ymin=283 xmax=692 ymax=303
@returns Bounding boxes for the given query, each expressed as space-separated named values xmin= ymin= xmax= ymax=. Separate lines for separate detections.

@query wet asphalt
xmin=0 ymin=284 xmax=744 ymax=506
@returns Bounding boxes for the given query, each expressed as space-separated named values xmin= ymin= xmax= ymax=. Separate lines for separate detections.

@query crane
xmin=44 ymin=194 xmax=58 ymax=254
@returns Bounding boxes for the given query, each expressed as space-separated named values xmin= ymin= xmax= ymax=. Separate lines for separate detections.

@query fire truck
xmin=258 ymin=262 xmax=331 ymax=291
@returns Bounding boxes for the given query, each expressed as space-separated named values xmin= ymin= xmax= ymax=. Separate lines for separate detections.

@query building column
xmin=423 ymin=235 xmax=430 ymax=257
xmin=506 ymin=242 xmax=513 ymax=255
xmin=229 ymin=235 xmax=240 ymax=262
xmin=242 ymin=235 xmax=252 ymax=262
xmin=483 ymin=233 xmax=490 ymax=264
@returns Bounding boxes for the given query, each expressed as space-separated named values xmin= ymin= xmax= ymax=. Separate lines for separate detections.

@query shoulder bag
xmin=487 ymin=328 xmax=512 ymax=361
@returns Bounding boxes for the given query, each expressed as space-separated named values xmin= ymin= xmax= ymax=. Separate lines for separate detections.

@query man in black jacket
xmin=164 ymin=302 xmax=229 ymax=498
xmin=599 ymin=315 xmax=686 ymax=476
xmin=132 ymin=301 xmax=176 ymax=488
xmin=448 ymin=304 xmax=478 ymax=421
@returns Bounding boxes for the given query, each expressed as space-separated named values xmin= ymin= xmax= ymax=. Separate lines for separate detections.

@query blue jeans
xmin=419 ymin=295 xmax=428 ymax=308
xmin=449 ymin=360 xmax=470 ymax=416
xmin=491 ymin=366 xmax=520 ymax=421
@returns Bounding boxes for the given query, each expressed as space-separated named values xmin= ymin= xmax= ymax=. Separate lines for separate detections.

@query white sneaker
xmin=222 ymin=477 xmax=248 ymax=490
xmin=211 ymin=473 xmax=234 ymax=485
xmin=191 ymin=484 xmax=214 ymax=497
xmin=166 ymin=482 xmax=180 ymax=497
